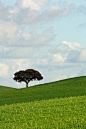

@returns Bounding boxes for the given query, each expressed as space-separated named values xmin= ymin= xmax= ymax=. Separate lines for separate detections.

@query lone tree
xmin=13 ymin=69 xmax=43 ymax=88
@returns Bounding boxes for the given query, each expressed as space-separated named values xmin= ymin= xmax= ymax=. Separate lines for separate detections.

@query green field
xmin=0 ymin=76 xmax=86 ymax=129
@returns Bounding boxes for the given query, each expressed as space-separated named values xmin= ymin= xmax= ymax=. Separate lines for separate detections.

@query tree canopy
xmin=13 ymin=69 xmax=43 ymax=88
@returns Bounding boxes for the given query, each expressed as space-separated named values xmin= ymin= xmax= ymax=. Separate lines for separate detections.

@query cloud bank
xmin=0 ymin=0 xmax=85 ymax=88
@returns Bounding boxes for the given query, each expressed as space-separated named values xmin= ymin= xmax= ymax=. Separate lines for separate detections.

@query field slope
xmin=0 ymin=76 xmax=86 ymax=106
xmin=0 ymin=76 xmax=86 ymax=128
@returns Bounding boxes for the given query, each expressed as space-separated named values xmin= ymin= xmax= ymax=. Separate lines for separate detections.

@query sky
xmin=0 ymin=0 xmax=86 ymax=89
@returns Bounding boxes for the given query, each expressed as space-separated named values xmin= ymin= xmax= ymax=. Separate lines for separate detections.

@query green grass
xmin=0 ymin=76 xmax=86 ymax=128
xmin=0 ymin=96 xmax=86 ymax=129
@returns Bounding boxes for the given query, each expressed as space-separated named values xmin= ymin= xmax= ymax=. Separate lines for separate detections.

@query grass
xmin=0 ymin=95 xmax=86 ymax=129
xmin=0 ymin=76 xmax=86 ymax=128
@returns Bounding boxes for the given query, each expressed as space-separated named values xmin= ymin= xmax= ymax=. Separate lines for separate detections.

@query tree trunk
xmin=26 ymin=82 xmax=28 ymax=88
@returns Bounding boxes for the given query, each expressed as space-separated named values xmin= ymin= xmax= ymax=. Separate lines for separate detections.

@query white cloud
xmin=49 ymin=3 xmax=60 ymax=11
xmin=32 ymin=41 xmax=86 ymax=66
xmin=0 ymin=45 xmax=10 ymax=53
xmin=0 ymin=63 xmax=9 ymax=78
xmin=60 ymin=41 xmax=86 ymax=63
xmin=62 ymin=41 xmax=86 ymax=63
xmin=79 ymin=65 xmax=86 ymax=76
xmin=36 ymin=59 xmax=48 ymax=66
xmin=0 ymin=1 xmax=74 ymax=25
xmin=15 ymin=10 xmax=39 ymax=24
xmin=53 ymin=53 xmax=66 ymax=63
xmin=0 ymin=24 xmax=55 ymax=47
xmin=62 ymin=41 xmax=85 ymax=50
xmin=41 ymin=4 xmax=74 ymax=21
xmin=0 ymin=1 xmax=8 ymax=15
xmin=77 ymin=49 xmax=86 ymax=63
xmin=2 ymin=59 xmax=33 ymax=77
xmin=1 ymin=1 xmax=73 ymax=25
xmin=22 ymin=33 xmax=31 ymax=40
xmin=0 ymin=22 xmax=18 ymax=39
xmin=49 ymin=41 xmax=86 ymax=64
xmin=11 ymin=59 xmax=32 ymax=71
xmin=9 ymin=6 xmax=20 ymax=14
xmin=18 ymin=0 xmax=49 ymax=11
xmin=3 ymin=47 xmax=34 ymax=59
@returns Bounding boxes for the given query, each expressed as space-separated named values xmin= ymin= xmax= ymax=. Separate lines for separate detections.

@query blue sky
xmin=0 ymin=0 xmax=17 ymax=6
xmin=0 ymin=0 xmax=86 ymax=88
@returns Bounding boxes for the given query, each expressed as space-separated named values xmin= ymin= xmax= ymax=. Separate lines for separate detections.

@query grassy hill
xmin=0 ymin=76 xmax=86 ymax=128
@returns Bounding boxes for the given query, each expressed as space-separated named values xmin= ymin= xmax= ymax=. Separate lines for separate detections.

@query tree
xmin=13 ymin=69 xmax=43 ymax=88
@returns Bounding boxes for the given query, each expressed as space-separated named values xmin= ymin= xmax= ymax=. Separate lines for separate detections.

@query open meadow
xmin=0 ymin=76 xmax=86 ymax=129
